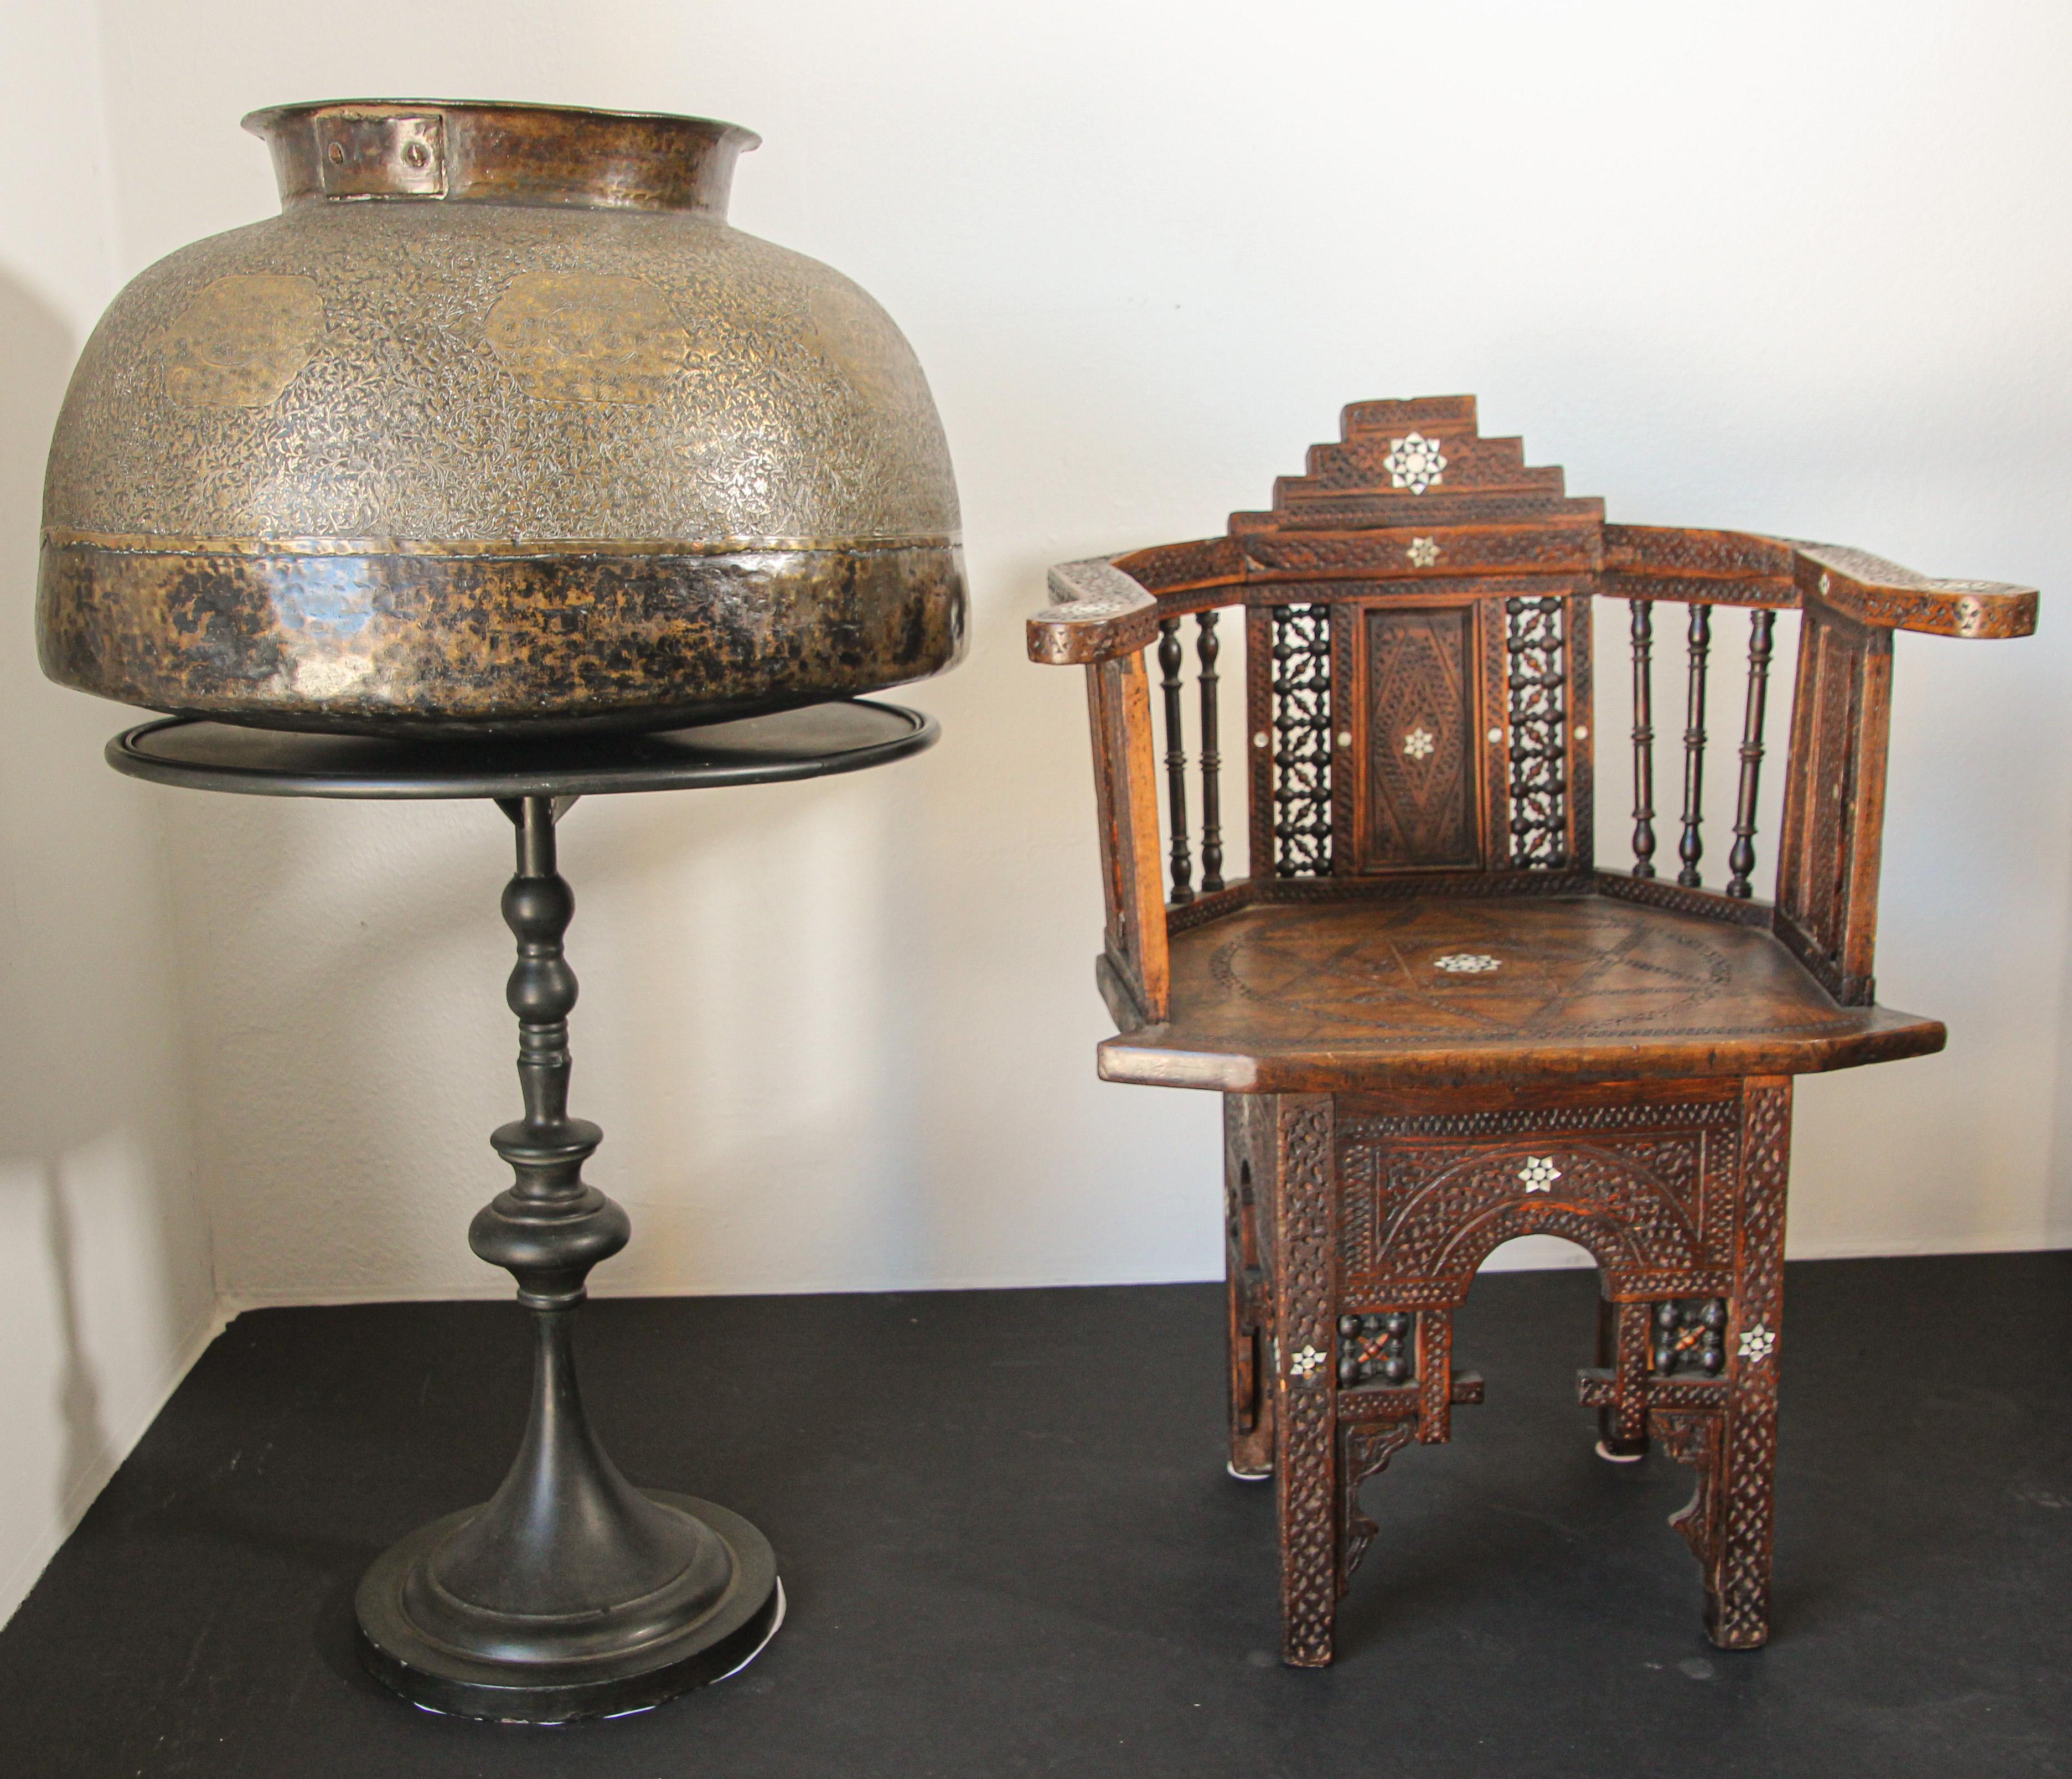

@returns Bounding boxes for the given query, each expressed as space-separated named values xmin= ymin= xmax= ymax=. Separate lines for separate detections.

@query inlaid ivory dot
xmin=1253 ymin=731 xmax=1268 ymax=748
xmin=1487 ymin=728 xmax=1503 ymax=745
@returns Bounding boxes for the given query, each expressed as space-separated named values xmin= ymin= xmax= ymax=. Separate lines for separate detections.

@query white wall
xmin=6 ymin=0 xmax=2069 ymax=1611
xmin=88 ymin=0 xmax=2072 ymax=1296
xmin=0 ymin=3 xmax=220 ymax=1626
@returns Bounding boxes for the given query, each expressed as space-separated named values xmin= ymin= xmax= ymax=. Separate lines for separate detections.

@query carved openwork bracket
xmin=1339 ymin=1417 xmax=1415 ymax=1591
xmin=1653 ymin=1406 xmax=1724 ymax=1573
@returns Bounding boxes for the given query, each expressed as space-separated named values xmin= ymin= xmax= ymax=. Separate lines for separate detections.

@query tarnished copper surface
xmin=39 ymin=100 xmax=966 ymax=735
xmin=250 ymin=100 xmax=757 ymax=214
xmin=42 ymin=538 xmax=963 ymax=736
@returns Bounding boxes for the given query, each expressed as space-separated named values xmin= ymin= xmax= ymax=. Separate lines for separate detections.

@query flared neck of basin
xmin=244 ymin=100 xmax=759 ymax=216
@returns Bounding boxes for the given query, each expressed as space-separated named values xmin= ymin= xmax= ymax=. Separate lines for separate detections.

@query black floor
xmin=3 ymin=1254 xmax=2068 ymax=1778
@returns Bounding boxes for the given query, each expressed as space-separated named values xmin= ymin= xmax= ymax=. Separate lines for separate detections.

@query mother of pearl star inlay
xmin=1433 ymin=953 xmax=1500 ymax=974
xmin=1382 ymin=432 xmax=1447 ymax=494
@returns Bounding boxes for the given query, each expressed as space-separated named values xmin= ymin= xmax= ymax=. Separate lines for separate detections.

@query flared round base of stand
xmin=356 ymin=1492 xmax=780 ymax=1723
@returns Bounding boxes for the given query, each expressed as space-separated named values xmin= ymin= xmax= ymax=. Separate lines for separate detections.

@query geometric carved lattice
xmin=1336 ymin=1311 xmax=1415 ymax=1386
xmin=1504 ymin=594 xmax=1569 ymax=867
xmin=1650 ymin=1297 xmax=1728 ymax=1375
xmin=1270 ymin=603 xmax=1334 ymax=877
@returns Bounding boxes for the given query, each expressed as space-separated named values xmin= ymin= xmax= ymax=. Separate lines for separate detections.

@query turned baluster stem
xmin=1629 ymin=599 xmax=1657 ymax=878
xmin=507 ymin=797 xmax=580 ymax=1168
xmin=1197 ymin=610 xmax=1224 ymax=893
xmin=1158 ymin=616 xmax=1193 ymax=903
xmin=477 ymin=795 xmax=620 ymax=1304
xmin=1725 ymin=609 xmax=1776 ymax=898
xmin=1677 ymin=604 xmax=1712 ymax=888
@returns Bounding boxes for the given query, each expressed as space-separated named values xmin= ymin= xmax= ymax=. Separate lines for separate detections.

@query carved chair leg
xmin=1706 ymin=1077 xmax=1790 ymax=1648
xmin=1595 ymin=1295 xmax=1650 ymax=1462
xmin=1224 ymin=1095 xmax=1274 ymax=1480
xmin=1655 ymin=1077 xmax=1791 ymax=1649
xmin=1269 ymin=1094 xmax=1338 ymax=1666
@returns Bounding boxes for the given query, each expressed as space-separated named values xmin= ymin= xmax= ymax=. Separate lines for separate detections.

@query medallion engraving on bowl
xmin=159 ymin=274 xmax=325 ymax=408
xmin=485 ymin=272 xmax=691 ymax=405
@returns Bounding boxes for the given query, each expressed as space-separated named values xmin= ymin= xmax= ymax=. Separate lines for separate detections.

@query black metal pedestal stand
xmin=109 ymin=701 xmax=938 ymax=1723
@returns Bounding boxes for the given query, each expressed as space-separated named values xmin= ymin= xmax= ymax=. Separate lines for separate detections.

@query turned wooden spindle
xmin=1629 ymin=599 xmax=1657 ymax=878
xmin=1677 ymin=603 xmax=1713 ymax=888
xmin=1158 ymin=616 xmax=1193 ymax=902
xmin=1197 ymin=611 xmax=1224 ymax=894
xmin=1725 ymin=609 xmax=1776 ymax=898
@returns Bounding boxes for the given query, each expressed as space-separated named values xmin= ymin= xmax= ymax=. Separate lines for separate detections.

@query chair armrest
xmin=1601 ymin=523 xmax=2038 ymax=639
xmin=1773 ymin=547 xmax=2036 ymax=1005
xmin=1788 ymin=543 xmax=2037 ymax=639
xmin=1030 ymin=556 xmax=1172 ymax=1023
xmin=1605 ymin=523 xmax=2036 ymax=1004
xmin=1026 ymin=557 xmax=1161 ymax=665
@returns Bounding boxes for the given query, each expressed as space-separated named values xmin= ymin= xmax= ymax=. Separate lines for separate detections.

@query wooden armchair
xmin=1027 ymin=396 xmax=2036 ymax=1667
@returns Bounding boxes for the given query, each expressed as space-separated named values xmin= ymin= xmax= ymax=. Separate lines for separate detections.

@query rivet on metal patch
xmin=316 ymin=112 xmax=447 ymax=199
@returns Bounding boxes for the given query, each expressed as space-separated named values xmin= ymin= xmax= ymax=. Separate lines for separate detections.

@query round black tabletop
xmin=107 ymin=700 xmax=938 ymax=800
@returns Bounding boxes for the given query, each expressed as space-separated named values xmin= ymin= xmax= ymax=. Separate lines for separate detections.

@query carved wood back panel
xmin=1357 ymin=604 xmax=1482 ymax=870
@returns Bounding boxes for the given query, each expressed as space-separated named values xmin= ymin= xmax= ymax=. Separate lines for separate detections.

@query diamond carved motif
xmin=1362 ymin=606 xmax=1476 ymax=868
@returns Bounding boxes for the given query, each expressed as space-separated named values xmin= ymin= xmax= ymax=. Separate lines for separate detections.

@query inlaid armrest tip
xmin=1026 ymin=556 xmax=1160 ymax=663
xmin=1792 ymin=542 xmax=2039 ymax=639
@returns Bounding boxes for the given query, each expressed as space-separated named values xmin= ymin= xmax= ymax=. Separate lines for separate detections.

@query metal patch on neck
xmin=316 ymin=112 xmax=447 ymax=198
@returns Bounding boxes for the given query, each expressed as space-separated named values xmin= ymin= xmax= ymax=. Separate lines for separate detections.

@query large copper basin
xmin=38 ymin=100 xmax=966 ymax=736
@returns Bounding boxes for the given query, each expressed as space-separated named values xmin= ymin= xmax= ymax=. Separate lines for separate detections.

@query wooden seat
xmin=1103 ymin=893 xmax=1945 ymax=1091
xmin=1028 ymin=395 xmax=2036 ymax=1666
